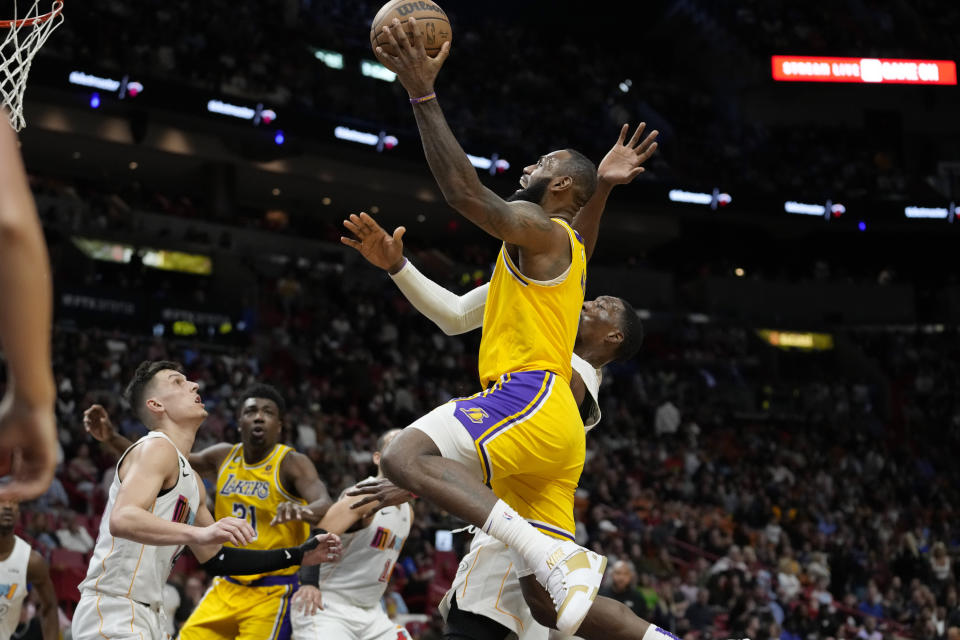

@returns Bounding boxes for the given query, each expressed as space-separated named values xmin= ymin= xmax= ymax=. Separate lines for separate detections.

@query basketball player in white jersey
xmin=290 ymin=429 xmax=414 ymax=640
xmin=340 ymin=215 xmax=639 ymax=640
xmin=0 ymin=499 xmax=58 ymax=640
xmin=72 ymin=360 xmax=342 ymax=640
xmin=0 ymin=119 xmax=57 ymax=503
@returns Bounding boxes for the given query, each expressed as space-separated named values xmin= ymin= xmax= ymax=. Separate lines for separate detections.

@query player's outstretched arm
xmin=0 ymin=120 xmax=56 ymax=502
xmin=192 ymin=494 xmax=342 ymax=571
xmin=26 ymin=549 xmax=58 ymax=640
xmin=341 ymin=212 xmax=488 ymax=334
xmin=271 ymin=451 xmax=333 ymax=526
xmin=374 ymin=20 xmax=563 ymax=252
xmin=83 ymin=404 xmax=133 ymax=458
xmin=573 ymin=123 xmax=659 ymax=261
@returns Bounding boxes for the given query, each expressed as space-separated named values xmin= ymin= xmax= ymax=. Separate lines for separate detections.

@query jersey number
xmin=378 ymin=559 xmax=395 ymax=583
xmin=232 ymin=502 xmax=258 ymax=538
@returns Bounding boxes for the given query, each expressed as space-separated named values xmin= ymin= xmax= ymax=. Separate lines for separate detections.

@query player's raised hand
xmin=292 ymin=585 xmax=324 ymax=615
xmin=341 ymin=212 xmax=407 ymax=274
xmin=0 ymin=399 xmax=56 ymax=502
xmin=300 ymin=533 xmax=342 ymax=566
xmin=374 ymin=17 xmax=451 ymax=98
xmin=83 ymin=404 xmax=116 ymax=442
xmin=196 ymin=517 xmax=256 ymax=547
xmin=597 ymin=123 xmax=659 ymax=186
xmin=345 ymin=478 xmax=416 ymax=511
xmin=270 ymin=501 xmax=315 ymax=526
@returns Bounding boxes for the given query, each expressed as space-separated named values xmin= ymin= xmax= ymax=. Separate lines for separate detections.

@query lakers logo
xmin=460 ymin=407 xmax=489 ymax=424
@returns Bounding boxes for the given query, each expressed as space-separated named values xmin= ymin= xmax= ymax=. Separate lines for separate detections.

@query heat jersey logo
xmin=370 ymin=526 xmax=406 ymax=552
xmin=171 ymin=495 xmax=194 ymax=525
xmin=460 ymin=407 xmax=489 ymax=424
xmin=219 ymin=474 xmax=271 ymax=500
xmin=0 ymin=583 xmax=18 ymax=599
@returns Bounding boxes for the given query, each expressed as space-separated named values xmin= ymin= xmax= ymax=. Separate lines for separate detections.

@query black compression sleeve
xmin=299 ymin=561 xmax=320 ymax=586
xmin=298 ymin=528 xmax=325 ymax=585
xmin=200 ymin=537 xmax=320 ymax=576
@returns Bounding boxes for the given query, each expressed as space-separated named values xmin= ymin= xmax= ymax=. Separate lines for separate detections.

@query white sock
xmin=483 ymin=499 xmax=557 ymax=570
xmin=509 ymin=547 xmax=534 ymax=578
xmin=642 ymin=625 xmax=680 ymax=640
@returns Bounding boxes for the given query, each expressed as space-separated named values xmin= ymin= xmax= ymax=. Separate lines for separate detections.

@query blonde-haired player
xmin=291 ymin=429 xmax=414 ymax=640
xmin=340 ymin=215 xmax=641 ymax=640
xmin=72 ymin=361 xmax=341 ymax=640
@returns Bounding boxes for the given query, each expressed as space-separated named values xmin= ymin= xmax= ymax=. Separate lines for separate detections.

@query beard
xmin=506 ymin=176 xmax=550 ymax=205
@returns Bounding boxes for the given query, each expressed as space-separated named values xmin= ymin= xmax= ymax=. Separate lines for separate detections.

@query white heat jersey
xmin=315 ymin=479 xmax=412 ymax=608
xmin=439 ymin=360 xmax=602 ymax=638
xmin=0 ymin=536 xmax=31 ymax=640
xmin=570 ymin=353 xmax=601 ymax=431
xmin=79 ymin=431 xmax=200 ymax=608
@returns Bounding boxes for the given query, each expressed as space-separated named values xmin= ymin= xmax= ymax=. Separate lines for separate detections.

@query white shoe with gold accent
xmin=533 ymin=540 xmax=607 ymax=635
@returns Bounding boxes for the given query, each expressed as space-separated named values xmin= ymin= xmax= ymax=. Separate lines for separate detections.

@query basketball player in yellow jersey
xmin=84 ymin=383 xmax=332 ymax=640
xmin=367 ymin=19 xmax=667 ymax=639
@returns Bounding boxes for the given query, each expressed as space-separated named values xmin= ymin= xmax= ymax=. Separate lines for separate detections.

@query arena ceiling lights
xmin=206 ymin=100 xmax=277 ymax=126
xmin=668 ymin=188 xmax=732 ymax=210
xmin=69 ymin=70 xmax=144 ymax=98
xmin=904 ymin=205 xmax=958 ymax=222
xmin=771 ymin=56 xmax=957 ymax=85
xmin=784 ymin=200 xmax=845 ymax=220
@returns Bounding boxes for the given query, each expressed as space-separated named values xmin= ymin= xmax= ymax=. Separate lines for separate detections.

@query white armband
xmin=390 ymin=260 xmax=488 ymax=335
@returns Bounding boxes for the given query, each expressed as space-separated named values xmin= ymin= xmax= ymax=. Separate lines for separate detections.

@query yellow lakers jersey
xmin=478 ymin=218 xmax=586 ymax=388
xmin=215 ymin=443 xmax=309 ymax=582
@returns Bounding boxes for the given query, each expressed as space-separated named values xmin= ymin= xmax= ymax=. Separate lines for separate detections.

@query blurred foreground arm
xmin=0 ymin=119 xmax=56 ymax=501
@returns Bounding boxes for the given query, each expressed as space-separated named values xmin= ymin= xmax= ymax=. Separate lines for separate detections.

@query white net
xmin=0 ymin=0 xmax=64 ymax=131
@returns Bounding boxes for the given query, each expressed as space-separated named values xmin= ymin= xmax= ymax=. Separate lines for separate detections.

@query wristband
xmin=389 ymin=257 xmax=409 ymax=275
xmin=409 ymin=92 xmax=436 ymax=105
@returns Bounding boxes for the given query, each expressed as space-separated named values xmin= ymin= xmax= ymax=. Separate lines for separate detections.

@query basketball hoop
xmin=1 ymin=0 xmax=64 ymax=131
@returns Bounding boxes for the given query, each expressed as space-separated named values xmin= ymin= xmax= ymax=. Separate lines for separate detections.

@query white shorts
xmin=408 ymin=403 xmax=483 ymax=478
xmin=290 ymin=590 xmax=411 ymax=640
xmin=439 ymin=530 xmax=548 ymax=640
xmin=72 ymin=591 xmax=168 ymax=640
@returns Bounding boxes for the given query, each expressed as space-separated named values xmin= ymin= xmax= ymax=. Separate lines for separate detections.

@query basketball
xmin=370 ymin=0 xmax=452 ymax=58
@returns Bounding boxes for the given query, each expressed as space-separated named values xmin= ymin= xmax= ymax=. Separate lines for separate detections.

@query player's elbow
xmin=108 ymin=508 xmax=135 ymax=540
xmin=437 ymin=321 xmax=464 ymax=336
xmin=379 ymin=443 xmax=425 ymax=494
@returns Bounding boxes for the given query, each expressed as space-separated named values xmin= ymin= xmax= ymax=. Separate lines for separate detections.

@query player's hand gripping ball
xmin=370 ymin=0 xmax=452 ymax=57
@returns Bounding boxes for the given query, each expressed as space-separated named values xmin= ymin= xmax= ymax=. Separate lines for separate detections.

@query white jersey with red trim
xmin=314 ymin=477 xmax=412 ymax=608
xmin=79 ymin=431 xmax=200 ymax=608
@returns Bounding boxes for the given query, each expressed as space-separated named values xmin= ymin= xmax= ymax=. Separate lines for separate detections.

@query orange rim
xmin=0 ymin=0 xmax=63 ymax=28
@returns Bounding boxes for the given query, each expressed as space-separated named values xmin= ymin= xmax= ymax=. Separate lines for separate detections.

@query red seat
xmin=50 ymin=548 xmax=86 ymax=616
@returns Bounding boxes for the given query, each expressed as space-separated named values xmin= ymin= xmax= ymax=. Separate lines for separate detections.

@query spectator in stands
xmin=26 ymin=511 xmax=59 ymax=551
xmin=55 ymin=510 xmax=94 ymax=554
xmin=599 ymin=560 xmax=649 ymax=619
xmin=27 ymin=473 xmax=69 ymax=513
xmin=685 ymin=586 xmax=715 ymax=632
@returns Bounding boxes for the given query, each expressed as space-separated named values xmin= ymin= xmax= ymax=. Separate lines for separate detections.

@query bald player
xmin=341 ymin=214 xmax=639 ymax=640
